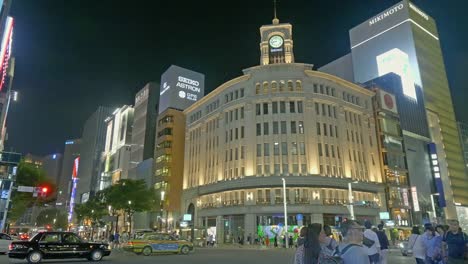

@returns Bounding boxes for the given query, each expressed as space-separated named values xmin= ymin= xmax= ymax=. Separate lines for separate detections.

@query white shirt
xmin=363 ymin=229 xmax=381 ymax=256
xmin=408 ymin=234 xmax=425 ymax=260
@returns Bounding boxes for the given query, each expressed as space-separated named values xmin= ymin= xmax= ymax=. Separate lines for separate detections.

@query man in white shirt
xmin=363 ymin=220 xmax=380 ymax=264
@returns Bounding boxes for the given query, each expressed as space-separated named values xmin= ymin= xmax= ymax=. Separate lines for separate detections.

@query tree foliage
xmin=9 ymin=161 xmax=57 ymax=223
xmin=35 ymin=208 xmax=68 ymax=230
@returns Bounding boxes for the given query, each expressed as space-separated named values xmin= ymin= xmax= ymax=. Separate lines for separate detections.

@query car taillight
xmin=9 ymin=244 xmax=14 ymax=251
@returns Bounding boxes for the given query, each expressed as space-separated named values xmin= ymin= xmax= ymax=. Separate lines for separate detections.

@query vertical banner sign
xmin=68 ymin=157 xmax=80 ymax=223
xmin=428 ymin=143 xmax=446 ymax=207
xmin=411 ymin=186 xmax=420 ymax=212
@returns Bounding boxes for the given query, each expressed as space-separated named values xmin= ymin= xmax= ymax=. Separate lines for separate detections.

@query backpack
xmin=318 ymin=244 xmax=358 ymax=264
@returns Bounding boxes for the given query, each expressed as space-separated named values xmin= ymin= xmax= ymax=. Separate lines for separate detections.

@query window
xmin=289 ymin=101 xmax=295 ymax=113
xmin=225 ymin=112 xmax=228 ymax=124
xmin=337 ymin=147 xmax=341 ymax=159
xmin=264 ymin=143 xmax=270 ymax=156
xmin=332 ymin=88 xmax=335 ymax=97
xmin=257 ymin=165 xmax=262 ymax=175
xmin=235 ymin=90 xmax=238 ymax=99
xmin=282 ymin=164 xmax=289 ymax=174
xmin=299 ymin=142 xmax=306 ymax=155
xmin=271 ymin=82 xmax=277 ymax=92
xmin=41 ymin=233 xmax=61 ymax=243
xmin=235 ymin=109 xmax=238 ymax=120
xmin=280 ymin=101 xmax=286 ymax=113
xmin=241 ymin=107 xmax=244 ymax=119
xmin=274 ymin=164 xmax=281 ymax=174
xmin=328 ymin=105 xmax=331 ymax=117
xmin=256 ymin=123 xmax=261 ymax=136
xmin=296 ymin=81 xmax=302 ymax=91
xmin=315 ymin=103 xmax=319 ymax=115
xmin=273 ymin=121 xmax=279 ymax=134
xmin=274 ymin=142 xmax=280 ymax=155
xmin=229 ymin=110 xmax=233 ymax=121
xmin=281 ymin=142 xmax=288 ymax=155
xmin=318 ymin=143 xmax=323 ymax=156
xmin=241 ymin=126 xmax=245 ymax=138
xmin=263 ymin=122 xmax=269 ymax=135
xmin=314 ymin=84 xmax=318 ymax=93
xmin=241 ymin=146 xmax=245 ymax=159
xmin=293 ymin=164 xmax=299 ymax=173
xmin=335 ymin=126 xmax=338 ymax=138
xmin=256 ymin=104 xmax=261 ymax=115
xmin=279 ymin=80 xmax=285 ymax=91
xmin=235 ymin=128 xmax=238 ymax=139
xmin=329 ymin=125 xmax=333 ymax=137
xmin=297 ymin=101 xmax=303 ymax=113
xmin=230 ymin=149 xmax=233 ymax=160
xmin=281 ymin=121 xmax=287 ymax=134
xmin=325 ymin=144 xmax=329 ymax=157
xmin=263 ymin=103 xmax=269 ymax=115
xmin=298 ymin=121 xmax=304 ymax=134
xmin=235 ymin=148 xmax=238 ymax=160
xmin=320 ymin=85 xmax=324 ymax=94
xmin=301 ymin=164 xmax=307 ymax=174
xmin=287 ymin=81 xmax=294 ymax=91
xmin=264 ymin=165 xmax=270 ymax=175
xmin=326 ymin=86 xmax=330 ymax=95
xmin=263 ymin=82 xmax=269 ymax=93
xmin=240 ymin=88 xmax=244 ymax=97
xmin=317 ymin=122 xmax=321 ymax=135
xmin=256 ymin=144 xmax=262 ymax=157
xmin=331 ymin=145 xmax=335 ymax=158
xmin=322 ymin=104 xmax=326 ymax=116
xmin=333 ymin=107 xmax=337 ymax=118
xmin=291 ymin=121 xmax=297 ymax=134
xmin=63 ymin=233 xmax=81 ymax=243
xmin=291 ymin=142 xmax=298 ymax=155
xmin=272 ymin=102 xmax=278 ymax=113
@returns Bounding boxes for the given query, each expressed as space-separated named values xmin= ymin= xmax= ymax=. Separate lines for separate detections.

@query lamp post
xmin=281 ymin=178 xmax=288 ymax=248
xmin=430 ymin=193 xmax=439 ymax=221
xmin=348 ymin=181 xmax=359 ymax=220
xmin=128 ymin=201 xmax=132 ymax=234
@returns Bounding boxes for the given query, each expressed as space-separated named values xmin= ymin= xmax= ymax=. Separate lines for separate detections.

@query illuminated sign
xmin=377 ymin=48 xmax=417 ymax=100
xmin=368 ymin=3 xmax=404 ymax=26
xmin=411 ymin=186 xmax=420 ymax=212
xmin=379 ymin=212 xmax=390 ymax=220
xmin=0 ymin=16 xmax=13 ymax=91
xmin=159 ymin=65 xmax=205 ymax=114
xmin=402 ymin=188 xmax=409 ymax=207
xmin=183 ymin=214 xmax=192 ymax=221
xmin=409 ymin=3 xmax=429 ymax=20
xmin=135 ymin=86 xmax=149 ymax=106
xmin=379 ymin=90 xmax=398 ymax=114
xmin=68 ymin=157 xmax=80 ymax=223
xmin=65 ymin=140 xmax=74 ymax=145
xmin=428 ymin=143 xmax=446 ymax=207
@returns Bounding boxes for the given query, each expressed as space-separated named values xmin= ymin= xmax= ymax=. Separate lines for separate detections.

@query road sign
xmin=17 ymin=186 xmax=34 ymax=192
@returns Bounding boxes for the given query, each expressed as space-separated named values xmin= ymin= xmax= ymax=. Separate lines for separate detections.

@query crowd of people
xmin=292 ymin=219 xmax=467 ymax=264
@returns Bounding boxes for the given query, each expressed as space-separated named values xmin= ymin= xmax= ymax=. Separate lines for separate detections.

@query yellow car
xmin=123 ymin=233 xmax=193 ymax=256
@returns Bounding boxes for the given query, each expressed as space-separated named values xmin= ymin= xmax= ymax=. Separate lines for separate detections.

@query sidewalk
xmin=201 ymin=243 xmax=296 ymax=251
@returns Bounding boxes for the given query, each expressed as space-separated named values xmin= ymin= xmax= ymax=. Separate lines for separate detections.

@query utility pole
xmin=282 ymin=178 xmax=288 ymax=248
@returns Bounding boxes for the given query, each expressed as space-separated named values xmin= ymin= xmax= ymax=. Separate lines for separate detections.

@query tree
xmin=8 ymin=161 xmax=57 ymax=223
xmin=100 ymin=179 xmax=155 ymax=233
xmin=74 ymin=196 xmax=107 ymax=240
xmin=35 ymin=208 xmax=68 ymax=230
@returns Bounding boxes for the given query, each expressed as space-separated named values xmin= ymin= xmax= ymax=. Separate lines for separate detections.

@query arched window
xmin=255 ymin=83 xmax=261 ymax=95
xmin=279 ymin=80 xmax=285 ymax=92
xmin=271 ymin=81 xmax=278 ymax=92
xmin=263 ymin=82 xmax=269 ymax=94
xmin=287 ymin=80 xmax=294 ymax=91
xmin=296 ymin=80 xmax=302 ymax=91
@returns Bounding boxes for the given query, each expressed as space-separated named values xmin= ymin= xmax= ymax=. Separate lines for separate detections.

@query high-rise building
xmin=458 ymin=122 xmax=468 ymax=174
xmin=41 ymin=153 xmax=63 ymax=185
xmin=129 ymin=82 xmax=159 ymax=178
xmin=76 ymin=106 xmax=112 ymax=203
xmin=100 ymin=105 xmax=134 ymax=190
xmin=56 ymin=139 xmax=81 ymax=208
xmin=181 ymin=15 xmax=386 ymax=244
xmin=349 ymin=0 xmax=466 ymax=216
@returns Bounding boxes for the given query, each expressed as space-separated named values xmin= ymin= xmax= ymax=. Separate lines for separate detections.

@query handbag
xmin=362 ymin=235 xmax=375 ymax=248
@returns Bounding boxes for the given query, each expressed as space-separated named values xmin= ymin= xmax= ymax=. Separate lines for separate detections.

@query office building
xmin=56 ymin=139 xmax=81 ymax=208
xmin=41 ymin=153 xmax=63 ymax=185
xmin=181 ymin=16 xmax=385 ymax=244
xmin=76 ymin=106 xmax=112 ymax=203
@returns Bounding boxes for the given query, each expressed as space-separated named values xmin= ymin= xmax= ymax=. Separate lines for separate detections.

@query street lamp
xmin=430 ymin=193 xmax=440 ymax=220
xmin=348 ymin=181 xmax=359 ymax=220
xmin=281 ymin=178 xmax=288 ymax=248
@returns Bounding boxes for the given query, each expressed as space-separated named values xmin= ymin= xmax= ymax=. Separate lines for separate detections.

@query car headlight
xmin=399 ymin=243 xmax=404 ymax=248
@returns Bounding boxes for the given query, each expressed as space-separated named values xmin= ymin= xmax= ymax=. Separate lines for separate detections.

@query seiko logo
xmin=369 ymin=3 xmax=404 ymax=26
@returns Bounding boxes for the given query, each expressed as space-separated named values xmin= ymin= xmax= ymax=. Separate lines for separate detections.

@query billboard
xmin=159 ymin=65 xmax=205 ymax=114
xmin=68 ymin=157 xmax=80 ymax=223
xmin=0 ymin=16 xmax=12 ymax=91
xmin=378 ymin=89 xmax=398 ymax=114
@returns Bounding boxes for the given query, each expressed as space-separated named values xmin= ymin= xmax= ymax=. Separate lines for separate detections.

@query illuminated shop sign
xmin=159 ymin=65 xmax=205 ymax=114
xmin=0 ymin=16 xmax=13 ymax=91
xmin=68 ymin=157 xmax=80 ymax=223
xmin=428 ymin=143 xmax=446 ymax=207
xmin=409 ymin=3 xmax=429 ymax=20
xmin=368 ymin=3 xmax=404 ymax=26
xmin=411 ymin=186 xmax=420 ymax=212
xmin=135 ymin=86 xmax=149 ymax=106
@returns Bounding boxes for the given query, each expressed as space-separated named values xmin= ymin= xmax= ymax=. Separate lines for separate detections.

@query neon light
xmin=68 ymin=157 xmax=80 ymax=223
xmin=352 ymin=19 xmax=438 ymax=49
xmin=0 ymin=17 xmax=13 ymax=91
xmin=377 ymin=48 xmax=417 ymax=100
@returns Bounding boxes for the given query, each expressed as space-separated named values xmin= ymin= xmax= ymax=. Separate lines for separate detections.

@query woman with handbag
xmin=408 ymin=226 xmax=426 ymax=264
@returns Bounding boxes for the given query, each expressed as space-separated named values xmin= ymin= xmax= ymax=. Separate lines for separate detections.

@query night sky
xmin=6 ymin=0 xmax=468 ymax=155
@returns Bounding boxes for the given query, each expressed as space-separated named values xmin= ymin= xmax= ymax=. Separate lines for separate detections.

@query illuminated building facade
xmin=349 ymin=0 xmax=466 ymax=217
xmin=100 ymin=105 xmax=134 ymax=190
xmin=57 ymin=139 xmax=81 ymax=208
xmin=182 ymin=17 xmax=385 ymax=243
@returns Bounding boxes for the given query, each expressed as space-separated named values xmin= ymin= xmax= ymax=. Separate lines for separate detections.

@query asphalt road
xmin=2 ymin=247 xmax=416 ymax=264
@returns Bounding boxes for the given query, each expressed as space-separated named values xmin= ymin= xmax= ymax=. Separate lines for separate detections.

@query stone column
xmin=310 ymin=213 xmax=324 ymax=225
xmin=216 ymin=215 xmax=224 ymax=244
xmin=244 ymin=214 xmax=256 ymax=244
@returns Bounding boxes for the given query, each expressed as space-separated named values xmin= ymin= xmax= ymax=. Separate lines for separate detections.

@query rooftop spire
xmin=273 ymin=0 xmax=279 ymax=24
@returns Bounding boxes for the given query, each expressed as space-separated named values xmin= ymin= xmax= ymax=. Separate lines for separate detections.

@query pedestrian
xmin=408 ymin=226 xmax=425 ymax=264
xmin=362 ymin=220 xmax=380 ymax=264
xmin=283 ymin=235 xmax=286 ymax=248
xmin=294 ymin=227 xmax=308 ymax=264
xmin=247 ymin=233 xmax=251 ymax=245
xmin=108 ymin=233 xmax=114 ymax=248
xmin=265 ymin=234 xmax=270 ymax=247
xmin=376 ymin=224 xmax=389 ymax=264
xmin=114 ymin=232 xmax=120 ymax=249
xmin=436 ymin=225 xmax=446 ymax=237
xmin=289 ymin=235 xmax=294 ymax=248
xmin=274 ymin=235 xmax=278 ymax=248
xmin=442 ymin=219 xmax=467 ymax=264
xmin=337 ymin=220 xmax=370 ymax=264
xmin=422 ymin=226 xmax=443 ymax=264
xmin=303 ymin=223 xmax=322 ymax=264
xmin=320 ymin=224 xmax=338 ymax=257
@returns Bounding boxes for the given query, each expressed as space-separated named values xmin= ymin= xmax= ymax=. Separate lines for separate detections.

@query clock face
xmin=269 ymin=35 xmax=284 ymax=48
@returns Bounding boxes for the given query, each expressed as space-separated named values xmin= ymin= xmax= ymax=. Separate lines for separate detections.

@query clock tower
xmin=259 ymin=6 xmax=294 ymax=65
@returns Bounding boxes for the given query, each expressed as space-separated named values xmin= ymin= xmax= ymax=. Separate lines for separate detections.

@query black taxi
xmin=8 ymin=231 xmax=111 ymax=263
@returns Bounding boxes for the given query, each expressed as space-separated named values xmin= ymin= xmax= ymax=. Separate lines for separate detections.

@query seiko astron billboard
xmin=159 ymin=65 xmax=205 ymax=114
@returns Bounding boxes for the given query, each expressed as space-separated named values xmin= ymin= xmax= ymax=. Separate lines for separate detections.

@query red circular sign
xmin=384 ymin=94 xmax=394 ymax=109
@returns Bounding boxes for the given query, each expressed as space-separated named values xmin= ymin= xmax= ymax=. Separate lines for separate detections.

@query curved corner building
xmin=181 ymin=16 xmax=386 ymax=243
